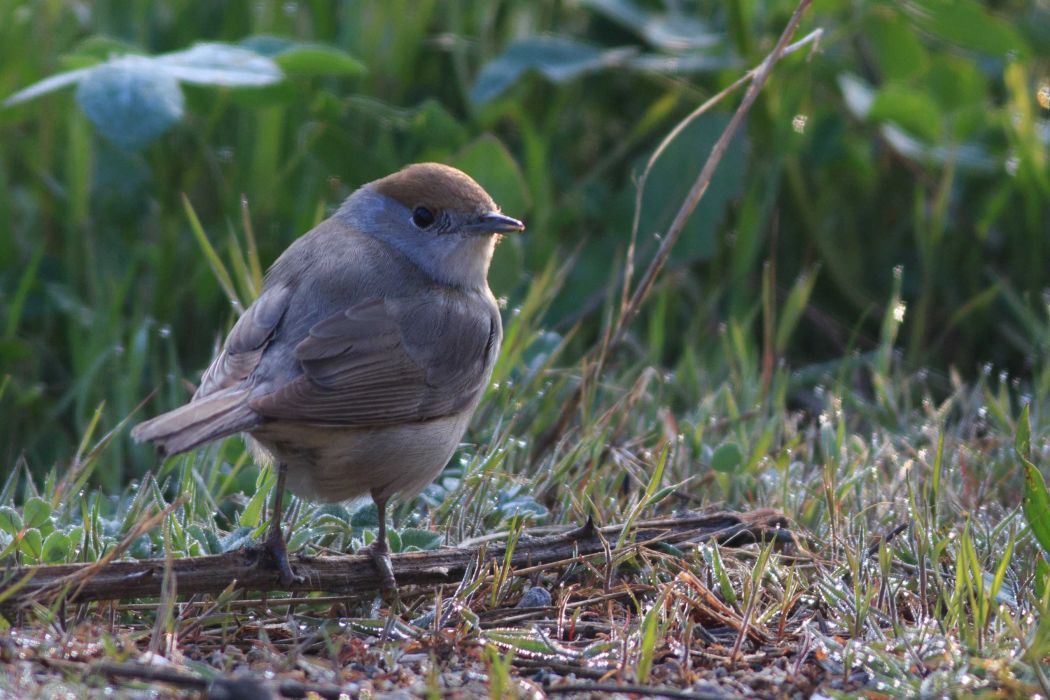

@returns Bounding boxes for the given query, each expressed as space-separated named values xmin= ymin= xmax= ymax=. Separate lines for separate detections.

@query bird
xmin=131 ymin=163 xmax=524 ymax=590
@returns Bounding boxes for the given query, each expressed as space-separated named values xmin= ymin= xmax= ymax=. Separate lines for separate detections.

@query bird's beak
xmin=463 ymin=211 xmax=525 ymax=236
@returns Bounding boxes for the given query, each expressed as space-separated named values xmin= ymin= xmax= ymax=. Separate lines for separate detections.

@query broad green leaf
xmin=154 ymin=43 xmax=283 ymax=86
xmin=637 ymin=113 xmax=746 ymax=263
xmin=925 ymin=54 xmax=986 ymax=112
xmin=710 ymin=442 xmax=744 ymax=474
xmin=22 ymin=497 xmax=51 ymax=529
xmin=59 ymin=36 xmax=144 ymax=70
xmin=19 ymin=528 xmax=42 ymax=561
xmin=75 ymin=57 xmax=184 ymax=149
xmin=41 ymin=531 xmax=72 ymax=563
xmin=866 ymin=7 xmax=928 ymax=81
xmin=452 ymin=134 xmax=530 ymax=297
xmin=452 ymin=135 xmax=531 ymax=218
xmin=399 ymin=528 xmax=443 ymax=551
xmin=0 ymin=507 xmax=22 ymax=535
xmin=580 ymin=0 xmax=719 ymax=51
xmin=274 ymin=46 xmax=365 ymax=76
xmin=901 ymin=0 xmax=1029 ymax=59
xmin=241 ymin=35 xmax=366 ymax=77
xmin=471 ymin=36 xmax=632 ymax=104
xmin=869 ymin=85 xmax=942 ymax=142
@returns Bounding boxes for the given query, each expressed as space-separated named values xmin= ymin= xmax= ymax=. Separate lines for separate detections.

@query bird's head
xmin=339 ymin=163 xmax=525 ymax=289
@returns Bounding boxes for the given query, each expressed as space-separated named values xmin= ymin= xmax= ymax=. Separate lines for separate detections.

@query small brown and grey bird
xmin=132 ymin=163 xmax=524 ymax=589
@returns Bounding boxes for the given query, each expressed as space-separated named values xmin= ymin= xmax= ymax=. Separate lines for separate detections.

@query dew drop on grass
xmin=158 ymin=324 xmax=171 ymax=338
xmin=792 ymin=114 xmax=808 ymax=133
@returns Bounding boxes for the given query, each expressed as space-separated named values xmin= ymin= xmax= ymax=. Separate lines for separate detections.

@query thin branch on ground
xmin=0 ymin=510 xmax=788 ymax=611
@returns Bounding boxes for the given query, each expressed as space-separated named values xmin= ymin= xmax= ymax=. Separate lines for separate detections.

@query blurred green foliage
xmin=1 ymin=0 xmax=1049 ymax=484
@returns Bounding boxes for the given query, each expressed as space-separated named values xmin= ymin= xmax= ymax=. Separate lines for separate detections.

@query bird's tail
xmin=131 ymin=388 xmax=261 ymax=456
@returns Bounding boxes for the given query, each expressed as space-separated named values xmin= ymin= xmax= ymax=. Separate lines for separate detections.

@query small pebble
xmin=516 ymin=586 xmax=552 ymax=608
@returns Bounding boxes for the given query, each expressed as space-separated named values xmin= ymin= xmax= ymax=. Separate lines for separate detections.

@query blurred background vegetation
xmin=1 ymin=0 xmax=1048 ymax=487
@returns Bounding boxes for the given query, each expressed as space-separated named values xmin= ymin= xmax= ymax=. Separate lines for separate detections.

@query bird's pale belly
xmin=247 ymin=411 xmax=473 ymax=503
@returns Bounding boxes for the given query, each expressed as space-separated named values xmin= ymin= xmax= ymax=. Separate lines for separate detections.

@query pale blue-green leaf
xmin=629 ymin=52 xmax=739 ymax=74
xmin=580 ymin=0 xmax=719 ymax=51
xmin=838 ymin=73 xmax=875 ymax=119
xmin=155 ymin=43 xmax=283 ymax=86
xmin=221 ymin=526 xmax=255 ymax=553
xmin=880 ymin=125 xmax=996 ymax=172
xmin=75 ymin=57 xmax=184 ymax=149
xmin=471 ymin=36 xmax=634 ymax=104
xmin=4 ymin=66 xmax=94 ymax=107
xmin=350 ymin=502 xmax=379 ymax=529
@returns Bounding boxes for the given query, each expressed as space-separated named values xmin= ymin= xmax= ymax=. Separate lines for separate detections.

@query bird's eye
xmin=412 ymin=206 xmax=436 ymax=229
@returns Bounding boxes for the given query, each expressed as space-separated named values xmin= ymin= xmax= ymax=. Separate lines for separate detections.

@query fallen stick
xmin=0 ymin=509 xmax=788 ymax=611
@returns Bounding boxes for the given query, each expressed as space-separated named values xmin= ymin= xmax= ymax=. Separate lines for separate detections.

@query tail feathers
xmin=131 ymin=388 xmax=260 ymax=456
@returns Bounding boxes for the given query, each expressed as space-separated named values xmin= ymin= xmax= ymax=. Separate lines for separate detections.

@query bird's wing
xmin=195 ymin=285 xmax=291 ymax=398
xmin=248 ymin=294 xmax=499 ymax=426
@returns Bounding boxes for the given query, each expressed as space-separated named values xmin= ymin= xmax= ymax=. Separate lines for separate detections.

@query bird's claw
xmin=262 ymin=526 xmax=298 ymax=587
xmin=358 ymin=541 xmax=397 ymax=596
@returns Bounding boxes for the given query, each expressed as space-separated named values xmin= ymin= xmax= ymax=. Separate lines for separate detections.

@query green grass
xmin=1 ymin=0 xmax=1049 ymax=696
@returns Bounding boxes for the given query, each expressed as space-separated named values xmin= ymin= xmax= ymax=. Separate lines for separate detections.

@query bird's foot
xmin=358 ymin=540 xmax=397 ymax=596
xmin=261 ymin=526 xmax=298 ymax=587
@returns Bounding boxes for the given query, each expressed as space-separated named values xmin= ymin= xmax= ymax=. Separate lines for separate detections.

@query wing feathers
xmin=249 ymin=295 xmax=497 ymax=426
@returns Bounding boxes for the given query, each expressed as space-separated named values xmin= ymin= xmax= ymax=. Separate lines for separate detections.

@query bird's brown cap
xmin=370 ymin=163 xmax=498 ymax=215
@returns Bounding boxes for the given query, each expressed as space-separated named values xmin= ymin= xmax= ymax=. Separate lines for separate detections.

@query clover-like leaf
xmin=471 ymin=36 xmax=634 ymax=105
xmin=154 ymin=42 xmax=283 ymax=86
xmin=75 ymin=56 xmax=185 ymax=150
xmin=710 ymin=442 xmax=744 ymax=474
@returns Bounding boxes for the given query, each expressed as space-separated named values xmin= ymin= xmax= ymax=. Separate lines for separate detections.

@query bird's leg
xmin=360 ymin=492 xmax=397 ymax=594
xmin=262 ymin=463 xmax=296 ymax=587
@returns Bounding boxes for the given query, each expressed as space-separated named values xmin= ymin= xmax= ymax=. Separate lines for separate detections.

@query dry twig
xmin=1 ymin=510 xmax=788 ymax=611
